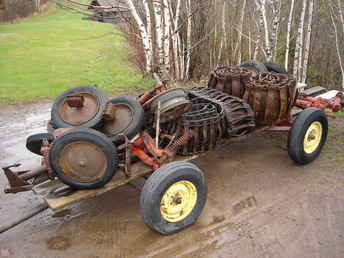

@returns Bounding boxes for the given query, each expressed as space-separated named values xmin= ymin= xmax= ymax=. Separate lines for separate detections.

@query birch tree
xmin=126 ymin=0 xmax=153 ymax=73
xmin=153 ymin=0 xmax=164 ymax=70
xmin=301 ymin=0 xmax=314 ymax=83
xmin=162 ymin=0 xmax=171 ymax=74
xmin=329 ymin=1 xmax=344 ymax=89
xmin=185 ymin=0 xmax=193 ymax=79
xmin=143 ymin=0 xmax=153 ymax=66
xmin=256 ymin=0 xmax=273 ymax=61
xmin=285 ymin=0 xmax=295 ymax=71
xmin=270 ymin=0 xmax=282 ymax=62
xmin=170 ymin=0 xmax=182 ymax=79
xmin=293 ymin=0 xmax=308 ymax=81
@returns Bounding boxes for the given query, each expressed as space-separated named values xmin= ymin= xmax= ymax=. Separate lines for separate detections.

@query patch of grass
xmin=337 ymin=111 xmax=344 ymax=117
xmin=0 ymin=2 xmax=153 ymax=104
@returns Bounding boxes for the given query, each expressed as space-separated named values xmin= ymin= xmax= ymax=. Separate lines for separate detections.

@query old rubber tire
xmin=263 ymin=62 xmax=288 ymax=74
xmin=150 ymin=90 xmax=188 ymax=113
xmin=102 ymin=96 xmax=145 ymax=143
xmin=49 ymin=128 xmax=118 ymax=189
xmin=150 ymin=90 xmax=192 ymax=123
xmin=288 ymin=108 xmax=328 ymax=165
xmin=240 ymin=60 xmax=268 ymax=73
xmin=140 ymin=161 xmax=207 ymax=235
xmin=51 ymin=86 xmax=108 ymax=129
xmin=26 ymin=133 xmax=55 ymax=156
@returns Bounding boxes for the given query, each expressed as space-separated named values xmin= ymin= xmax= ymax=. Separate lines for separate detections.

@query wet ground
xmin=0 ymin=102 xmax=344 ymax=258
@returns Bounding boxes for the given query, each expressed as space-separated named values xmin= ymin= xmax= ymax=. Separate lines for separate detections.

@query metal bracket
xmin=66 ymin=94 xmax=84 ymax=108
xmin=2 ymin=164 xmax=48 ymax=194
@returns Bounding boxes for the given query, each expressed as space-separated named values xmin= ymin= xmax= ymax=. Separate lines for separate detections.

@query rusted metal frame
xmin=3 ymin=134 xmax=54 ymax=194
xmin=117 ymin=135 xmax=132 ymax=178
xmin=41 ymin=139 xmax=54 ymax=180
xmin=2 ymin=165 xmax=48 ymax=194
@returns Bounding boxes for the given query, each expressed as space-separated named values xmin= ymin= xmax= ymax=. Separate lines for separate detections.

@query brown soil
xmin=0 ymin=101 xmax=343 ymax=258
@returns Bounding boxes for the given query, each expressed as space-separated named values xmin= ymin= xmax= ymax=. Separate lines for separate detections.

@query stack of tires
xmin=27 ymin=86 xmax=146 ymax=190
xmin=26 ymin=85 xmax=208 ymax=235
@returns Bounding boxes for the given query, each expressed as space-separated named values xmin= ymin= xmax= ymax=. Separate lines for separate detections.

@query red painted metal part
xmin=295 ymin=93 xmax=344 ymax=112
xmin=137 ymin=82 xmax=169 ymax=108
xmin=131 ymin=133 xmax=162 ymax=170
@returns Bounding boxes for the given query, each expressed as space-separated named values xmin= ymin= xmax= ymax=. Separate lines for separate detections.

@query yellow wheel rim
xmin=303 ymin=121 xmax=323 ymax=154
xmin=160 ymin=180 xmax=198 ymax=223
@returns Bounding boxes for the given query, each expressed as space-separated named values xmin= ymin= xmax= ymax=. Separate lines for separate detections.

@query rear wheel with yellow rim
xmin=288 ymin=108 xmax=328 ymax=165
xmin=140 ymin=161 xmax=207 ymax=235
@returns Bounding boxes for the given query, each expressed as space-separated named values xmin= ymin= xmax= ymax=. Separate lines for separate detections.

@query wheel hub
xmin=303 ymin=121 xmax=323 ymax=154
xmin=160 ymin=180 xmax=197 ymax=222
xmin=59 ymin=141 xmax=107 ymax=182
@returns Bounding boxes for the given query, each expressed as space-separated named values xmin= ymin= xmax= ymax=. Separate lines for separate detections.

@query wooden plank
xmin=34 ymin=155 xmax=199 ymax=211
xmin=302 ymin=86 xmax=326 ymax=96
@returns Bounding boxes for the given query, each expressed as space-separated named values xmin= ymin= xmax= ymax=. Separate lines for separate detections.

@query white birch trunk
xmin=143 ymin=0 xmax=153 ymax=67
xmin=127 ymin=0 xmax=152 ymax=73
xmin=261 ymin=0 xmax=272 ymax=61
xmin=330 ymin=3 xmax=344 ymax=89
xmin=255 ymin=0 xmax=271 ymax=61
xmin=285 ymin=0 xmax=295 ymax=71
xmin=153 ymin=0 xmax=164 ymax=69
xmin=162 ymin=0 xmax=171 ymax=74
xmin=185 ymin=0 xmax=192 ymax=79
xmin=170 ymin=0 xmax=182 ymax=79
xmin=35 ymin=0 xmax=41 ymax=11
xmin=301 ymin=0 xmax=314 ymax=83
xmin=293 ymin=0 xmax=307 ymax=81
xmin=271 ymin=0 xmax=282 ymax=62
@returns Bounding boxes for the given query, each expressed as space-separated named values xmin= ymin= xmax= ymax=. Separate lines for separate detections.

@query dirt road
xmin=1 ymin=102 xmax=344 ymax=258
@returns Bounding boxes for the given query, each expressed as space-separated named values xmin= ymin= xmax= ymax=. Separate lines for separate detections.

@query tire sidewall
xmin=106 ymin=96 xmax=145 ymax=143
xmin=140 ymin=162 xmax=207 ymax=235
xmin=26 ymin=133 xmax=55 ymax=156
xmin=49 ymin=128 xmax=118 ymax=189
xmin=263 ymin=62 xmax=288 ymax=74
xmin=288 ymin=108 xmax=328 ymax=164
xmin=51 ymin=86 xmax=108 ymax=129
xmin=150 ymin=90 xmax=187 ymax=113
xmin=240 ymin=60 xmax=268 ymax=73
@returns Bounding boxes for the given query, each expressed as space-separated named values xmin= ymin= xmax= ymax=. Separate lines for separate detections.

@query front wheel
xmin=140 ymin=161 xmax=207 ymax=235
xmin=288 ymin=108 xmax=328 ymax=165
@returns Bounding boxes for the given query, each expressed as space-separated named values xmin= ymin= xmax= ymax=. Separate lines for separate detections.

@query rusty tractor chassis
xmin=1 ymin=66 xmax=341 ymax=234
xmin=1 ymin=125 xmax=292 ymax=212
xmin=2 ymin=103 xmax=296 ymax=212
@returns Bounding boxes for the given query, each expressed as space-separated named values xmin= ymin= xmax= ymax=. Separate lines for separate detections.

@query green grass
xmin=337 ymin=111 xmax=344 ymax=117
xmin=0 ymin=3 xmax=152 ymax=104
